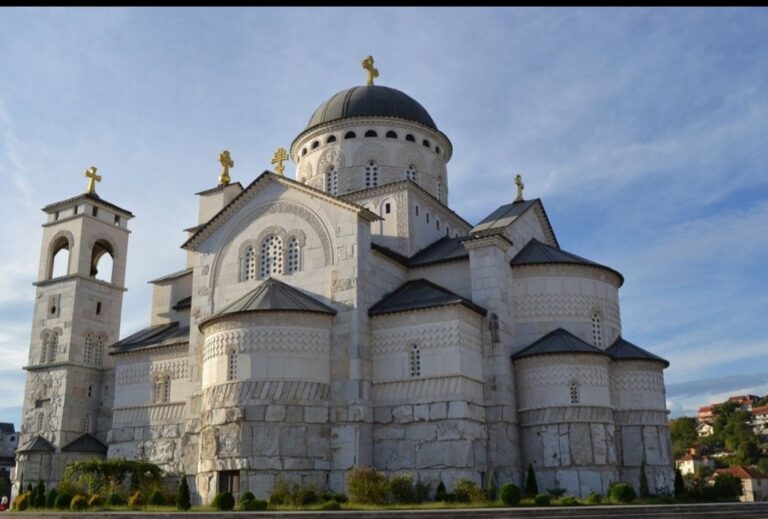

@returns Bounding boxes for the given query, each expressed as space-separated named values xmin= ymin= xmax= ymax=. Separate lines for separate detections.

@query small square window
xmin=385 ymin=203 xmax=391 ymax=214
xmin=73 ymin=205 xmax=78 ymax=215
xmin=93 ymin=206 xmax=99 ymax=217
xmin=114 ymin=215 xmax=120 ymax=226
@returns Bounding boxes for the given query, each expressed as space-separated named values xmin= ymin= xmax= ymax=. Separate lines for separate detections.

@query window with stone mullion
xmin=259 ymin=235 xmax=283 ymax=278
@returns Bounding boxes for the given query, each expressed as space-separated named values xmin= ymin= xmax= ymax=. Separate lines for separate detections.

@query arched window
xmin=385 ymin=130 xmax=398 ymax=139
xmin=36 ymin=412 xmax=44 ymax=432
xmin=570 ymin=380 xmax=580 ymax=404
xmin=90 ymin=239 xmax=114 ymax=283
xmin=244 ymin=245 xmax=257 ymax=281
xmin=326 ymin=135 xmax=337 ymax=144
xmin=287 ymin=237 xmax=301 ymax=274
xmin=154 ymin=376 xmax=164 ymax=404
xmin=591 ymin=311 xmax=603 ymax=348
xmin=365 ymin=160 xmax=379 ymax=188
xmin=364 ymin=130 xmax=378 ymax=138
xmin=83 ymin=415 xmax=91 ymax=433
xmin=301 ymin=148 xmax=307 ymax=156
xmin=50 ymin=236 xmax=70 ymax=279
xmin=40 ymin=332 xmax=49 ymax=364
xmin=436 ymin=146 xmax=441 ymax=154
xmin=259 ymin=235 xmax=283 ymax=278
xmin=437 ymin=182 xmax=444 ymax=202
xmin=344 ymin=131 xmax=356 ymax=140
xmin=227 ymin=350 xmax=237 ymax=381
xmin=422 ymin=139 xmax=431 ymax=148
xmin=83 ymin=334 xmax=94 ymax=364
xmin=406 ymin=164 xmax=417 ymax=182
xmin=405 ymin=134 xmax=415 ymax=142
xmin=409 ymin=345 xmax=421 ymax=377
xmin=93 ymin=335 xmax=104 ymax=366
xmin=326 ymin=164 xmax=338 ymax=195
xmin=48 ymin=332 xmax=58 ymax=363
xmin=311 ymin=141 xmax=320 ymax=149
xmin=88 ymin=385 xmax=93 ymax=398
xmin=163 ymin=375 xmax=171 ymax=403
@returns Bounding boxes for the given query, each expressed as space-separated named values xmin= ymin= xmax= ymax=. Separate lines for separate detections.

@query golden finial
xmin=219 ymin=150 xmax=234 ymax=186
xmin=84 ymin=166 xmax=101 ymax=195
xmin=514 ymin=174 xmax=525 ymax=202
xmin=362 ymin=55 xmax=379 ymax=86
xmin=271 ymin=147 xmax=288 ymax=176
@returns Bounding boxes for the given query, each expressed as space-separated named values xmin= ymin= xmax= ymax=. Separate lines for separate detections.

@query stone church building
xmin=14 ymin=62 xmax=674 ymax=502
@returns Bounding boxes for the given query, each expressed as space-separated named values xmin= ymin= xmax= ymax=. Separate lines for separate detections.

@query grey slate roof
xmin=42 ymin=192 xmax=134 ymax=217
xmin=61 ymin=433 xmax=108 ymax=454
xmin=510 ymin=238 xmax=625 ymax=286
xmin=607 ymin=337 xmax=670 ymax=367
xmin=111 ymin=322 xmax=189 ymax=355
xmin=306 ymin=85 xmax=438 ymax=132
xmin=470 ymin=198 xmax=558 ymax=247
xmin=372 ymin=237 xmax=469 ymax=269
xmin=148 ymin=267 xmax=192 ymax=284
xmin=512 ymin=328 xmax=611 ymax=361
xmin=369 ymin=279 xmax=486 ymax=317
xmin=0 ymin=423 xmax=14 ymax=434
xmin=18 ymin=435 xmax=55 ymax=453
xmin=200 ymin=278 xmax=336 ymax=329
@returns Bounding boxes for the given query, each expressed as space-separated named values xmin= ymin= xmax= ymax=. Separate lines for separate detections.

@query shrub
xmin=333 ymin=492 xmax=348 ymax=504
xmin=586 ymin=491 xmax=602 ymax=504
xmin=212 ymin=491 xmax=234 ymax=511
xmin=345 ymin=466 xmax=389 ymax=504
xmin=107 ymin=492 xmax=126 ymax=506
xmin=485 ymin=471 xmax=498 ymax=501
xmin=88 ymin=494 xmax=104 ymax=508
xmin=33 ymin=480 xmax=46 ymax=508
xmin=14 ymin=492 xmax=30 ymax=511
xmin=70 ymin=495 xmax=88 ymax=511
xmin=435 ymin=480 xmax=448 ymax=501
xmin=414 ymin=481 xmax=430 ymax=504
xmin=534 ymin=493 xmax=551 ymax=506
xmin=46 ymin=488 xmax=58 ymax=509
xmin=526 ymin=464 xmax=538 ymax=497
xmin=297 ymin=487 xmax=318 ymax=506
xmin=176 ymin=476 xmax=191 ymax=511
xmin=389 ymin=473 xmax=416 ymax=503
xmin=558 ymin=496 xmax=579 ymax=506
xmin=59 ymin=458 xmax=163 ymax=499
xmin=674 ymin=469 xmax=686 ymax=496
xmin=500 ymin=483 xmax=521 ymax=506
xmin=268 ymin=475 xmax=293 ymax=506
xmin=609 ymin=482 xmax=636 ymax=503
xmin=149 ymin=489 xmax=166 ymax=506
xmin=240 ymin=498 xmax=267 ymax=511
xmin=320 ymin=499 xmax=341 ymax=511
xmin=54 ymin=492 xmax=72 ymax=510
xmin=639 ymin=459 xmax=650 ymax=498
xmin=713 ymin=473 xmax=742 ymax=500
xmin=128 ymin=490 xmax=144 ymax=508
xmin=239 ymin=491 xmax=255 ymax=504
xmin=453 ymin=479 xmax=486 ymax=503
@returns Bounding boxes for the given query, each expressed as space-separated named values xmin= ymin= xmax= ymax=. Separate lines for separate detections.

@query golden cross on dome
xmin=271 ymin=147 xmax=288 ymax=176
xmin=219 ymin=150 xmax=234 ymax=186
xmin=84 ymin=166 xmax=101 ymax=195
xmin=514 ymin=174 xmax=525 ymax=202
xmin=362 ymin=55 xmax=379 ymax=86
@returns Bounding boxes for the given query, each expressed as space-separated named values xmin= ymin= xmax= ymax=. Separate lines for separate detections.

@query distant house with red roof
xmin=698 ymin=405 xmax=717 ymax=424
xmin=712 ymin=465 xmax=768 ymax=502
xmin=752 ymin=405 xmax=768 ymax=437
xmin=729 ymin=395 xmax=760 ymax=411
xmin=675 ymin=448 xmax=714 ymax=476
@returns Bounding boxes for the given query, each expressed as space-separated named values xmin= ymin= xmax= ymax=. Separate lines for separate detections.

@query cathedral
xmin=14 ymin=58 xmax=674 ymax=502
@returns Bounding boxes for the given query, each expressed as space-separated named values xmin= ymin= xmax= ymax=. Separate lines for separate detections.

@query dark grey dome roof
xmin=306 ymin=86 xmax=437 ymax=131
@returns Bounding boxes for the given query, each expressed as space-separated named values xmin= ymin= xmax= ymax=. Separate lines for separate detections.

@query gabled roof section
xmin=18 ymin=435 xmax=55 ymax=453
xmin=111 ymin=322 xmax=189 ymax=355
xmin=182 ymin=171 xmax=379 ymax=250
xmin=200 ymin=278 xmax=336 ymax=329
xmin=0 ymin=423 xmax=14 ymax=434
xmin=512 ymin=328 xmax=611 ymax=361
xmin=369 ymin=279 xmax=486 ymax=317
xmin=510 ymin=238 xmax=624 ymax=287
xmin=172 ymin=296 xmax=191 ymax=311
xmin=148 ymin=267 xmax=193 ymax=284
xmin=42 ymin=192 xmax=134 ymax=217
xmin=61 ymin=433 xmax=108 ymax=454
xmin=607 ymin=337 xmax=669 ymax=367
xmin=372 ymin=236 xmax=469 ymax=269
xmin=471 ymin=198 xmax=557 ymax=247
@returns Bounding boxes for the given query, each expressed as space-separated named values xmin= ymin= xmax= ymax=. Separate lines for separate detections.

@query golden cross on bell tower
xmin=84 ymin=166 xmax=101 ymax=195
xmin=219 ymin=150 xmax=234 ymax=186
xmin=271 ymin=147 xmax=288 ymax=176
xmin=514 ymin=174 xmax=525 ymax=202
xmin=362 ymin=55 xmax=379 ymax=86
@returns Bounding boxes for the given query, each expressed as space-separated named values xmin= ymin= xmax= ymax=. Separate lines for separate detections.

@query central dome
xmin=306 ymin=85 xmax=437 ymax=132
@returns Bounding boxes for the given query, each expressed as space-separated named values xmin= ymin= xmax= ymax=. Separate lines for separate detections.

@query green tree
xmin=176 ymin=476 xmax=191 ymax=511
xmin=736 ymin=439 xmax=761 ymax=466
xmin=525 ymin=464 xmax=538 ymax=497
xmin=674 ymin=468 xmax=686 ymax=496
xmin=758 ymin=458 xmax=768 ymax=475
xmin=669 ymin=417 xmax=698 ymax=459
xmin=713 ymin=473 xmax=742 ymax=500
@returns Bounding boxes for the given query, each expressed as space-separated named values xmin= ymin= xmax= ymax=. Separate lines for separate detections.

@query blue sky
xmin=1 ymin=7 xmax=767 ymax=427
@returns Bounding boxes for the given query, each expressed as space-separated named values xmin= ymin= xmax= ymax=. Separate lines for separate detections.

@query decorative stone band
xmin=372 ymin=320 xmax=481 ymax=355
xmin=610 ymin=370 xmax=665 ymax=392
xmin=613 ymin=409 xmax=670 ymax=426
xmin=512 ymin=292 xmax=620 ymax=328
xmin=203 ymin=328 xmax=330 ymax=361
xmin=518 ymin=405 xmax=615 ymax=427
xmin=112 ymin=402 xmax=185 ymax=427
xmin=372 ymin=375 xmax=483 ymax=405
xmin=202 ymin=380 xmax=330 ymax=408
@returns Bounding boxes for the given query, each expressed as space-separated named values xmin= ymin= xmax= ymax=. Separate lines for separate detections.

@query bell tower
xmin=14 ymin=169 xmax=133 ymax=489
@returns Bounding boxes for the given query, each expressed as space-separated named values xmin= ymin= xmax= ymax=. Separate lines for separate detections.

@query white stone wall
xmin=511 ymin=264 xmax=622 ymax=351
xmin=610 ymin=360 xmax=667 ymax=411
xmin=516 ymin=354 xmax=612 ymax=410
xmin=150 ymin=271 xmax=192 ymax=326
xmin=408 ymin=261 xmax=472 ymax=300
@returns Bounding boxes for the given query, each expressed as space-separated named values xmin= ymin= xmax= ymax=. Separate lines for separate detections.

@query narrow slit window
xmin=365 ymin=160 xmax=379 ymax=188
xmin=570 ymin=381 xmax=580 ymax=404
xmin=409 ymin=345 xmax=421 ymax=377
xmin=227 ymin=350 xmax=238 ymax=381
xmin=591 ymin=311 xmax=603 ymax=348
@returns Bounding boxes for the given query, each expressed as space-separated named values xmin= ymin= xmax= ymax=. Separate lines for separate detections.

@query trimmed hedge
xmin=70 ymin=495 xmax=88 ymax=510
xmin=534 ymin=493 xmax=551 ymax=506
xmin=212 ymin=491 xmax=235 ymax=511
xmin=500 ymin=483 xmax=521 ymax=506
xmin=609 ymin=483 xmax=636 ymax=503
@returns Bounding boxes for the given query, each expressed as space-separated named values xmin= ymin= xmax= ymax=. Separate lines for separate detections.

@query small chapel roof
xmin=17 ymin=435 xmax=55 ymax=453
xmin=61 ymin=433 xmax=108 ymax=454
xmin=372 ymin=236 xmax=469 ymax=268
xmin=471 ymin=198 xmax=558 ymax=246
xmin=369 ymin=279 xmax=486 ymax=317
xmin=199 ymin=278 xmax=336 ymax=329
xmin=42 ymin=192 xmax=134 ymax=217
xmin=606 ymin=337 xmax=670 ymax=367
xmin=510 ymin=238 xmax=625 ymax=286
xmin=512 ymin=328 xmax=611 ymax=361
xmin=111 ymin=321 xmax=190 ymax=355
